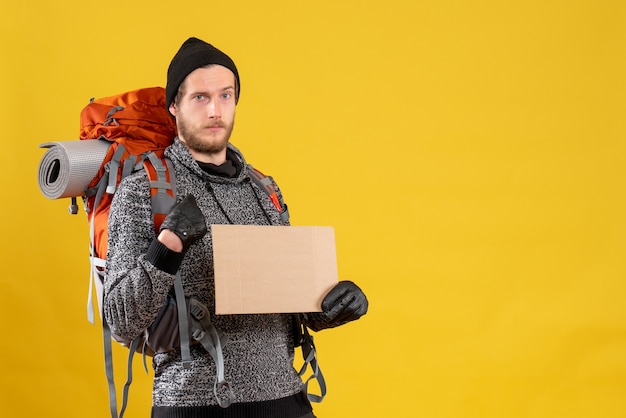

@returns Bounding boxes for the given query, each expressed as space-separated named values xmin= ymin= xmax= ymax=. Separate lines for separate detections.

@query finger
xmin=334 ymin=292 xmax=369 ymax=323
xmin=324 ymin=292 xmax=356 ymax=322
xmin=321 ymin=285 xmax=349 ymax=312
xmin=334 ymin=300 xmax=362 ymax=323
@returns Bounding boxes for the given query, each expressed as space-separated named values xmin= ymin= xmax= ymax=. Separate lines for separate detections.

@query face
xmin=169 ymin=65 xmax=237 ymax=164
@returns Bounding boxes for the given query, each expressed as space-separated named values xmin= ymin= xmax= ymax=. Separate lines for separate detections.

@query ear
xmin=169 ymin=102 xmax=177 ymax=117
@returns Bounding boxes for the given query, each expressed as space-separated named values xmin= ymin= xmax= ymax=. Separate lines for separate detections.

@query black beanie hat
xmin=166 ymin=37 xmax=240 ymax=109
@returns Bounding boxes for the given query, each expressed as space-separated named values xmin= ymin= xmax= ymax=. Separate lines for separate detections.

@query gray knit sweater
xmin=104 ymin=138 xmax=328 ymax=415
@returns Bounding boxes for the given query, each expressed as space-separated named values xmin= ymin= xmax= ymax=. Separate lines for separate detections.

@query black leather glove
xmin=321 ymin=280 xmax=368 ymax=325
xmin=159 ymin=194 xmax=207 ymax=251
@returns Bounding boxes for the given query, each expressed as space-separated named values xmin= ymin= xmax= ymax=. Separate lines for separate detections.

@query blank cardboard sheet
xmin=212 ymin=224 xmax=339 ymax=314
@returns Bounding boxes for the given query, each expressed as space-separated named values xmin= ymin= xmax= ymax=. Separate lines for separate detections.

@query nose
xmin=207 ymin=99 xmax=221 ymax=119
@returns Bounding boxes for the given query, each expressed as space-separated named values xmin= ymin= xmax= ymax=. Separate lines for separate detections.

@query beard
xmin=177 ymin=115 xmax=235 ymax=155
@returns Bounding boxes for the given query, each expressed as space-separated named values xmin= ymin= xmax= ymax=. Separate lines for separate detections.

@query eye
xmin=221 ymin=92 xmax=232 ymax=100
xmin=193 ymin=94 xmax=206 ymax=101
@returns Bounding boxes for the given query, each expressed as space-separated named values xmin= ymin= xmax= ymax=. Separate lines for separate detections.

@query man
xmin=104 ymin=37 xmax=368 ymax=418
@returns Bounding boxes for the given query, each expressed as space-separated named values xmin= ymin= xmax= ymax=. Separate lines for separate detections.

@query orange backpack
xmin=80 ymin=87 xmax=178 ymax=270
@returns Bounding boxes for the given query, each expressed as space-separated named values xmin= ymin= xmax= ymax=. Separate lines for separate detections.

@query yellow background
xmin=1 ymin=0 xmax=625 ymax=417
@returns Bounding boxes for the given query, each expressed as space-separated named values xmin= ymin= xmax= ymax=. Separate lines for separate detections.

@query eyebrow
xmin=190 ymin=86 xmax=235 ymax=96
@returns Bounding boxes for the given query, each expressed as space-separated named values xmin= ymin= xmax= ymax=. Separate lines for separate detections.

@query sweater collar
xmin=196 ymin=147 xmax=241 ymax=178
xmin=166 ymin=137 xmax=249 ymax=183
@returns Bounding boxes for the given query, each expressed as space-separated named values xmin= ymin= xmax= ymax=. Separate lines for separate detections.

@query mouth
xmin=205 ymin=124 xmax=224 ymax=132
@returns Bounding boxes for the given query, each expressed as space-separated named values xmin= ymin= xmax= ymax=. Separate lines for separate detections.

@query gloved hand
xmin=321 ymin=280 xmax=368 ymax=325
xmin=159 ymin=194 xmax=207 ymax=251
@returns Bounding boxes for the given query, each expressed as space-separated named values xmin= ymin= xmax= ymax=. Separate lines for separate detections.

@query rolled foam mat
xmin=38 ymin=140 xmax=111 ymax=199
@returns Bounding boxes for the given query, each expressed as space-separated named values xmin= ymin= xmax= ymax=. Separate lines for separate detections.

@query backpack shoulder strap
xmin=246 ymin=164 xmax=290 ymax=225
xmin=142 ymin=156 xmax=194 ymax=372
xmin=143 ymin=153 xmax=176 ymax=232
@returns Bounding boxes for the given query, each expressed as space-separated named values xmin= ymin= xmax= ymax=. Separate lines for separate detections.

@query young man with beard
xmin=103 ymin=37 xmax=368 ymax=418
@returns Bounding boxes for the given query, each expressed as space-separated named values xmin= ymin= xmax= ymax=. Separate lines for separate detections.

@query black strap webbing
xmin=297 ymin=315 xmax=327 ymax=403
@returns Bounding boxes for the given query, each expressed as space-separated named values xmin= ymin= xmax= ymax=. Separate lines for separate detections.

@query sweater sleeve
xmin=103 ymin=172 xmax=179 ymax=341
